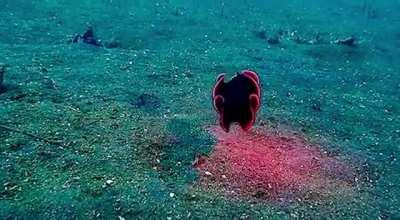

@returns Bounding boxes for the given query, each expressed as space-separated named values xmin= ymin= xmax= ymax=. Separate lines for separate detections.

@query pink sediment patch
xmin=195 ymin=126 xmax=359 ymax=203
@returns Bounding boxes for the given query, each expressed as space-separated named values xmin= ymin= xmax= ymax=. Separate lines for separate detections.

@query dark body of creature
xmin=212 ymin=70 xmax=261 ymax=132
xmin=73 ymin=26 xmax=102 ymax=47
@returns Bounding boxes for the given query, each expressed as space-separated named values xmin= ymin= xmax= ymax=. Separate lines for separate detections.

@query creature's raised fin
xmin=241 ymin=70 xmax=260 ymax=85
xmin=241 ymin=70 xmax=261 ymax=98
xmin=212 ymin=73 xmax=225 ymax=98
xmin=213 ymin=95 xmax=224 ymax=114
xmin=249 ymin=93 xmax=260 ymax=112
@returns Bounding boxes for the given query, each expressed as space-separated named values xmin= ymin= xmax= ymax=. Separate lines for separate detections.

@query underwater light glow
xmin=195 ymin=126 xmax=359 ymax=203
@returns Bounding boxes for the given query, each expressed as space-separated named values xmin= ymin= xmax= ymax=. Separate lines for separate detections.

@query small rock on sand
xmin=105 ymin=180 xmax=114 ymax=186
xmin=335 ymin=37 xmax=357 ymax=47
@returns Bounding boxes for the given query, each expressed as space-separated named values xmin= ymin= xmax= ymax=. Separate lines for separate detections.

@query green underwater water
xmin=0 ymin=0 xmax=399 ymax=219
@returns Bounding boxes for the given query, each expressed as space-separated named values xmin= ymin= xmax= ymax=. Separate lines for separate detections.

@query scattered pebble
xmin=106 ymin=180 xmax=114 ymax=186
xmin=312 ymin=101 xmax=322 ymax=112
xmin=204 ymin=171 xmax=213 ymax=176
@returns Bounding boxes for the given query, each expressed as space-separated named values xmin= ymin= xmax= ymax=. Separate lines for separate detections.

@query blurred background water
xmin=0 ymin=0 xmax=399 ymax=219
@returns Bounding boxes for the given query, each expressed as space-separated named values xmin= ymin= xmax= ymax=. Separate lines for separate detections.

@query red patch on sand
xmin=194 ymin=126 xmax=358 ymax=203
